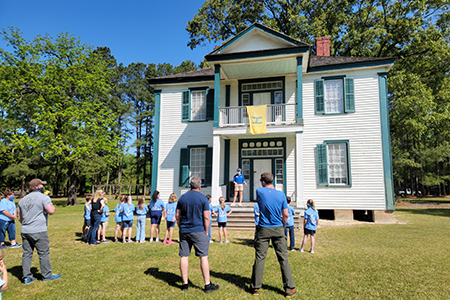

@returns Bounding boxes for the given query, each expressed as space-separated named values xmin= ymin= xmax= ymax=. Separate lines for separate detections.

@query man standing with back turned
xmin=175 ymin=176 xmax=219 ymax=293
xmin=250 ymin=172 xmax=296 ymax=297
xmin=17 ymin=179 xmax=61 ymax=284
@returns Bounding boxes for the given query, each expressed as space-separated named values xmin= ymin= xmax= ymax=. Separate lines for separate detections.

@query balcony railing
xmin=219 ymin=103 xmax=296 ymax=127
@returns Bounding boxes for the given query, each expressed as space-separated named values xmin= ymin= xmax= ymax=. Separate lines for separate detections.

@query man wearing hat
xmin=17 ymin=179 xmax=61 ymax=284
xmin=231 ymin=168 xmax=247 ymax=206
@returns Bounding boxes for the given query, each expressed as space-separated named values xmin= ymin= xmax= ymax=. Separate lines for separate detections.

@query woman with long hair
xmin=86 ymin=189 xmax=106 ymax=245
xmin=148 ymin=190 xmax=165 ymax=242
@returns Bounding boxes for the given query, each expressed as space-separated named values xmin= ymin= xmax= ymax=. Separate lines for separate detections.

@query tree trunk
xmin=21 ymin=177 xmax=26 ymax=196
xmin=66 ymin=161 xmax=80 ymax=206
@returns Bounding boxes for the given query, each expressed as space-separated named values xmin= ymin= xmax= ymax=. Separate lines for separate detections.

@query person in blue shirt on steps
xmin=231 ymin=168 xmax=247 ymax=206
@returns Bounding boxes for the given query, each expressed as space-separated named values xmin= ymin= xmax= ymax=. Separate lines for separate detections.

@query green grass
xmin=396 ymin=196 xmax=450 ymax=204
xmin=3 ymin=199 xmax=450 ymax=299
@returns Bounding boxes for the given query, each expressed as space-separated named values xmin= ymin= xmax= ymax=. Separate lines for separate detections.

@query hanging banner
xmin=247 ymin=105 xmax=267 ymax=134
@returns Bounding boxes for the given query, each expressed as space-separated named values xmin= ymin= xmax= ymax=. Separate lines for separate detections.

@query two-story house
xmin=148 ymin=23 xmax=395 ymax=221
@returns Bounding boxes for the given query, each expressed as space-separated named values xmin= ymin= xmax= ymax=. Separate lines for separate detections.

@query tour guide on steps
xmin=17 ymin=179 xmax=61 ymax=284
xmin=250 ymin=172 xmax=296 ymax=297
xmin=231 ymin=168 xmax=247 ymax=206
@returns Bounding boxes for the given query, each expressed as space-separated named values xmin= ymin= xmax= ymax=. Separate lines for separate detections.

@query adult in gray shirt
xmin=17 ymin=179 xmax=61 ymax=284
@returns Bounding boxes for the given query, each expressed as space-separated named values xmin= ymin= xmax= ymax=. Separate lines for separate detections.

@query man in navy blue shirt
xmin=176 ymin=176 xmax=219 ymax=293
xmin=250 ymin=172 xmax=296 ymax=297
xmin=231 ymin=168 xmax=248 ymax=206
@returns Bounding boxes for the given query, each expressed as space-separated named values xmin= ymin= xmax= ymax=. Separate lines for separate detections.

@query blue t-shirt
xmin=233 ymin=173 xmax=245 ymax=184
xmin=286 ymin=205 xmax=295 ymax=227
xmin=0 ymin=197 xmax=16 ymax=221
xmin=84 ymin=204 xmax=92 ymax=220
xmin=253 ymin=203 xmax=260 ymax=225
xmin=149 ymin=199 xmax=165 ymax=211
xmin=114 ymin=203 xmax=122 ymax=222
xmin=256 ymin=187 xmax=288 ymax=228
xmin=177 ymin=190 xmax=209 ymax=233
xmin=0 ymin=278 xmax=4 ymax=299
xmin=121 ymin=203 xmax=135 ymax=221
xmin=101 ymin=205 xmax=110 ymax=223
xmin=214 ymin=204 xmax=231 ymax=223
xmin=136 ymin=204 xmax=149 ymax=216
xmin=209 ymin=203 xmax=214 ymax=218
xmin=165 ymin=202 xmax=177 ymax=222
xmin=304 ymin=207 xmax=319 ymax=230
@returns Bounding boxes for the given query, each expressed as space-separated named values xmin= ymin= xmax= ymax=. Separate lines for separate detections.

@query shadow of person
xmin=8 ymin=266 xmax=42 ymax=281
xmin=210 ymin=270 xmax=283 ymax=295
xmin=233 ymin=238 xmax=255 ymax=247
xmin=144 ymin=267 xmax=202 ymax=291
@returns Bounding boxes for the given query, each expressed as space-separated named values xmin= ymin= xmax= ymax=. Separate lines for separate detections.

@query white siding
xmin=285 ymin=135 xmax=296 ymax=201
xmin=302 ymin=69 xmax=386 ymax=210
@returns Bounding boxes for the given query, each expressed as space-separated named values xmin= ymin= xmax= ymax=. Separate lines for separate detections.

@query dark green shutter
xmin=314 ymin=80 xmax=325 ymax=114
xmin=344 ymin=77 xmax=355 ymax=112
xmin=206 ymin=88 xmax=214 ymax=120
xmin=205 ymin=147 xmax=213 ymax=186
xmin=317 ymin=144 xmax=328 ymax=186
xmin=179 ymin=148 xmax=190 ymax=187
xmin=181 ymin=90 xmax=190 ymax=122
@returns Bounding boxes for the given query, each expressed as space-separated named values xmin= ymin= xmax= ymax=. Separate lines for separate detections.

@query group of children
xmin=81 ymin=190 xmax=319 ymax=251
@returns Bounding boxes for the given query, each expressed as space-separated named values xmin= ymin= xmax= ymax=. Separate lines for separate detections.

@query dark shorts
xmin=179 ymin=231 xmax=209 ymax=257
xmin=85 ymin=218 xmax=91 ymax=227
xmin=123 ymin=220 xmax=133 ymax=228
xmin=150 ymin=211 xmax=162 ymax=224
xmin=218 ymin=222 xmax=227 ymax=228
xmin=304 ymin=228 xmax=316 ymax=235
xmin=167 ymin=221 xmax=176 ymax=228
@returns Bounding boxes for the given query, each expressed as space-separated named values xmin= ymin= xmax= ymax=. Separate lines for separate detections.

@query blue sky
xmin=0 ymin=0 xmax=215 ymax=67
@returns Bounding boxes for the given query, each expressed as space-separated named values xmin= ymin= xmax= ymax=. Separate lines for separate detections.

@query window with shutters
xmin=315 ymin=77 xmax=355 ymax=115
xmin=179 ymin=146 xmax=213 ymax=187
xmin=317 ymin=141 xmax=351 ymax=187
xmin=181 ymin=88 xmax=214 ymax=122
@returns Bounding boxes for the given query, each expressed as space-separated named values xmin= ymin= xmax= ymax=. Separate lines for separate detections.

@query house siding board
xmin=286 ymin=135 xmax=296 ymax=201
xmin=302 ymin=69 xmax=387 ymax=210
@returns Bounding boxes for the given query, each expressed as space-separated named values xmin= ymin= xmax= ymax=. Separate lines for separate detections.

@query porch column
xmin=295 ymin=131 xmax=304 ymax=207
xmin=213 ymin=65 xmax=221 ymax=127
xmin=151 ymin=91 xmax=161 ymax=196
xmin=296 ymin=57 xmax=303 ymax=124
xmin=211 ymin=135 xmax=221 ymax=205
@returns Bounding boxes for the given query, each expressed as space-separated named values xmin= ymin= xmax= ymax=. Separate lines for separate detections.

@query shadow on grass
xmin=210 ymin=270 xmax=284 ymax=296
xmin=9 ymin=266 xmax=42 ymax=281
xmin=233 ymin=238 xmax=255 ymax=247
xmin=144 ymin=267 xmax=202 ymax=291
xmin=52 ymin=200 xmax=68 ymax=207
xmin=399 ymin=208 xmax=450 ymax=218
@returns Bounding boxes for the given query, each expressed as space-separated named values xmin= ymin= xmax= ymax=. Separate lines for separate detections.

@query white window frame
xmin=324 ymin=79 xmax=344 ymax=114
xmin=190 ymin=147 xmax=206 ymax=183
xmin=327 ymin=143 xmax=348 ymax=185
xmin=190 ymin=90 xmax=206 ymax=121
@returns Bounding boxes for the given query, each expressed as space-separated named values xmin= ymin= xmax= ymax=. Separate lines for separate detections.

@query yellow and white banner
xmin=247 ymin=105 xmax=267 ymax=135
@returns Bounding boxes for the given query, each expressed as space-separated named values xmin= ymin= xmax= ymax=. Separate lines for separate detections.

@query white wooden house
xmin=148 ymin=23 xmax=395 ymax=220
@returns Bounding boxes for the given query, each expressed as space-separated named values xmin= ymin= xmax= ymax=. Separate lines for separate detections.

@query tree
xmin=0 ymin=28 xmax=122 ymax=205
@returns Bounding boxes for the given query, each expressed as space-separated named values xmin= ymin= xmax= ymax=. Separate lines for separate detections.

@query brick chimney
xmin=316 ymin=37 xmax=330 ymax=56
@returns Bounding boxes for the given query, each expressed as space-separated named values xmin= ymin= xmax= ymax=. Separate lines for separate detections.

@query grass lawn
xmin=2 ymin=198 xmax=450 ymax=299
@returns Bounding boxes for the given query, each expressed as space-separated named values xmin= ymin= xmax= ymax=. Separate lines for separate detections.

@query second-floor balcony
xmin=219 ymin=103 xmax=297 ymax=127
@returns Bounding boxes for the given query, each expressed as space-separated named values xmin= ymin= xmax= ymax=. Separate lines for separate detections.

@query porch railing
xmin=219 ymin=103 xmax=296 ymax=127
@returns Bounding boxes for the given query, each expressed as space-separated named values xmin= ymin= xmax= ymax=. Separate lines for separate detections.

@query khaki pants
xmin=250 ymin=226 xmax=295 ymax=291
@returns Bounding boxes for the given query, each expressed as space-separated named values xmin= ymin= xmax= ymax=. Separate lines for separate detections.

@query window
xmin=179 ymin=146 xmax=212 ymax=187
xmin=181 ymin=89 xmax=214 ymax=122
xmin=317 ymin=141 xmax=351 ymax=186
xmin=275 ymin=158 xmax=284 ymax=186
xmin=315 ymin=78 xmax=355 ymax=114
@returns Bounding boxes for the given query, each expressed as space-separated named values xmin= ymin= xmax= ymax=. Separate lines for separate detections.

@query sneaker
xmin=168 ymin=240 xmax=174 ymax=245
xmin=310 ymin=249 xmax=314 ymax=254
xmin=299 ymin=248 xmax=304 ymax=252
xmin=155 ymin=238 xmax=160 ymax=242
xmin=285 ymin=289 xmax=296 ymax=298
xmin=204 ymin=282 xmax=219 ymax=293
xmin=102 ymin=240 xmax=110 ymax=243
xmin=181 ymin=283 xmax=189 ymax=292
xmin=163 ymin=239 xmax=167 ymax=244
xmin=122 ymin=240 xmax=127 ymax=243
xmin=10 ymin=243 xmax=22 ymax=248
xmin=210 ymin=240 xmax=214 ymax=243
xmin=127 ymin=240 xmax=134 ymax=243
xmin=290 ymin=248 xmax=295 ymax=251
xmin=225 ymin=240 xmax=230 ymax=243
xmin=0 ymin=245 xmax=6 ymax=249
xmin=24 ymin=278 xmax=35 ymax=284
xmin=43 ymin=274 xmax=62 ymax=282
xmin=114 ymin=239 xmax=118 ymax=243
xmin=140 ymin=240 xmax=146 ymax=243
xmin=149 ymin=239 xmax=153 ymax=243
xmin=219 ymin=241 xmax=223 ymax=244
xmin=231 ymin=203 xmax=236 ymax=206
xmin=238 ymin=203 xmax=242 ymax=206
xmin=252 ymin=288 xmax=259 ymax=295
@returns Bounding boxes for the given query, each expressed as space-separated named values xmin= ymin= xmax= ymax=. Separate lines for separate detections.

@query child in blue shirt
xmin=163 ymin=193 xmax=178 ymax=245
xmin=0 ymin=189 xmax=21 ymax=249
xmin=120 ymin=196 xmax=135 ymax=243
xmin=82 ymin=196 xmax=91 ymax=239
xmin=213 ymin=197 xmax=232 ymax=243
xmin=285 ymin=196 xmax=296 ymax=251
xmin=149 ymin=190 xmax=165 ymax=242
xmin=300 ymin=199 xmax=319 ymax=253
xmin=206 ymin=194 xmax=214 ymax=243
xmin=113 ymin=196 xmax=125 ymax=242
xmin=135 ymin=197 xmax=149 ymax=243
xmin=98 ymin=199 xmax=110 ymax=243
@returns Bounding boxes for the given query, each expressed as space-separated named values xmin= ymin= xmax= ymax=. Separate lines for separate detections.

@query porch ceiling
xmin=221 ymin=58 xmax=297 ymax=79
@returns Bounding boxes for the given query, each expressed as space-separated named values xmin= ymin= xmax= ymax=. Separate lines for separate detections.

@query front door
xmin=253 ymin=159 xmax=272 ymax=200
xmin=253 ymin=92 xmax=271 ymax=106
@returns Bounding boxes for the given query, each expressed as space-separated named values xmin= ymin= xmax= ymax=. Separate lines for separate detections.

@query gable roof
xmin=147 ymin=68 xmax=214 ymax=84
